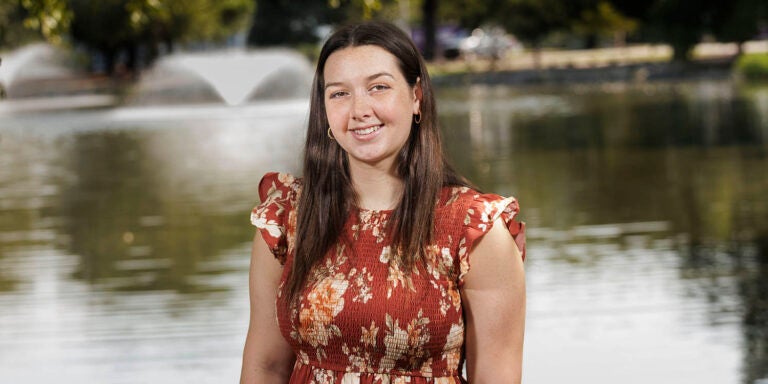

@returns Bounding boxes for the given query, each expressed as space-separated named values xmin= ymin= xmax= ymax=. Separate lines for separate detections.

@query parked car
xmin=459 ymin=27 xmax=522 ymax=59
xmin=411 ymin=25 xmax=469 ymax=60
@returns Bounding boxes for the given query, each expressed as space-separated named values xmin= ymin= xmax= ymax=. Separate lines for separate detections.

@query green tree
xmin=20 ymin=0 xmax=72 ymax=44
xmin=0 ymin=1 xmax=34 ymax=48
xmin=438 ymin=0 xmax=490 ymax=29
xmin=571 ymin=1 xmax=638 ymax=48
xmin=66 ymin=0 xmax=252 ymax=74
xmin=248 ymin=0 xmax=345 ymax=46
xmin=611 ymin=0 xmax=764 ymax=62
xmin=493 ymin=0 xmax=570 ymax=47
xmin=711 ymin=0 xmax=767 ymax=56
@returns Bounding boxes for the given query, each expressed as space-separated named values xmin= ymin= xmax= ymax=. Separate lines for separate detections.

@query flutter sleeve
xmin=457 ymin=193 xmax=526 ymax=286
xmin=250 ymin=172 xmax=297 ymax=265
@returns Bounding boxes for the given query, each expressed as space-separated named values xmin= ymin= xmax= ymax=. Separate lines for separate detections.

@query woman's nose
xmin=351 ymin=94 xmax=372 ymax=120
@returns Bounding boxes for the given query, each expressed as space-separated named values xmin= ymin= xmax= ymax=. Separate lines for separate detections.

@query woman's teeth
xmin=355 ymin=125 xmax=381 ymax=135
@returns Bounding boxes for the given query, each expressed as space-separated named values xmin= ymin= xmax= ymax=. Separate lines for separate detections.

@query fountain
xmin=0 ymin=43 xmax=77 ymax=97
xmin=127 ymin=48 xmax=314 ymax=106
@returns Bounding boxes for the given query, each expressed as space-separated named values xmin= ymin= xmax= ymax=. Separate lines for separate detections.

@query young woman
xmin=240 ymin=21 xmax=526 ymax=384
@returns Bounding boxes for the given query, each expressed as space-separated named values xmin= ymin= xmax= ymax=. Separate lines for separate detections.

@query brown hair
xmin=288 ymin=21 xmax=471 ymax=302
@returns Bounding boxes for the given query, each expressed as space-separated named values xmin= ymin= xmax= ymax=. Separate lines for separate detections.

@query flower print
xmin=418 ymin=357 xmax=433 ymax=376
xmin=276 ymin=172 xmax=295 ymax=186
xmin=380 ymin=246 xmax=415 ymax=299
xmin=349 ymin=267 xmax=374 ymax=304
xmin=356 ymin=210 xmax=389 ymax=243
xmin=380 ymin=314 xmax=408 ymax=371
xmin=297 ymin=350 xmax=310 ymax=364
xmin=372 ymin=374 xmax=412 ymax=384
xmin=298 ymin=274 xmax=349 ymax=351
xmin=441 ymin=323 xmax=464 ymax=369
xmin=342 ymin=343 xmax=374 ymax=371
xmin=311 ymin=367 xmax=335 ymax=384
xmin=440 ymin=247 xmax=453 ymax=269
xmin=250 ymin=216 xmax=283 ymax=239
xmin=428 ymin=275 xmax=461 ymax=316
xmin=380 ymin=310 xmax=431 ymax=371
xmin=262 ymin=179 xmax=521 ymax=381
xmin=447 ymin=282 xmax=461 ymax=309
xmin=360 ymin=321 xmax=379 ymax=348
xmin=443 ymin=186 xmax=468 ymax=207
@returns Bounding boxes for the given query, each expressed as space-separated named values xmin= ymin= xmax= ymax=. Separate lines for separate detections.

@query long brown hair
xmin=288 ymin=21 xmax=471 ymax=302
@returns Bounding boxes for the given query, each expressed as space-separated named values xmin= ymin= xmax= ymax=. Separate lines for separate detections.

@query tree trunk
xmin=585 ymin=33 xmax=598 ymax=49
xmin=126 ymin=42 xmax=138 ymax=75
xmin=672 ymin=43 xmax=691 ymax=63
xmin=532 ymin=44 xmax=542 ymax=71
xmin=103 ymin=48 xmax=116 ymax=76
xmin=422 ymin=0 xmax=437 ymax=60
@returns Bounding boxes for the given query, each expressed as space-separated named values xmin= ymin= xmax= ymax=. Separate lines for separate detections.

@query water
xmin=1 ymin=79 xmax=767 ymax=383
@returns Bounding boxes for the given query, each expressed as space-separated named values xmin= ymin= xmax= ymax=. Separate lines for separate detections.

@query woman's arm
xmin=462 ymin=217 xmax=526 ymax=383
xmin=240 ymin=231 xmax=296 ymax=384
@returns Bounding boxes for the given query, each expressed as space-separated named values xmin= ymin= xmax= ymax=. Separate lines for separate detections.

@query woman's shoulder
xmin=438 ymin=185 xmax=510 ymax=209
xmin=437 ymin=184 xmax=525 ymax=258
xmin=257 ymin=172 xmax=302 ymax=204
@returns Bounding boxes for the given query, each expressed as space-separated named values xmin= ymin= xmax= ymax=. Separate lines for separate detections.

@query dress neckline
xmin=353 ymin=206 xmax=395 ymax=214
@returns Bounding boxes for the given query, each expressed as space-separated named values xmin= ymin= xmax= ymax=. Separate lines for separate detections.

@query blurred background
xmin=1 ymin=1 xmax=768 ymax=383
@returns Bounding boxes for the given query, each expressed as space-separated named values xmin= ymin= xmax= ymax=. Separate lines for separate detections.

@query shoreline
xmin=431 ymin=58 xmax=735 ymax=87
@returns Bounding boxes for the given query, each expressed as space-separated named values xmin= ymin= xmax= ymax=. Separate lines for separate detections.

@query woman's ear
xmin=413 ymin=77 xmax=422 ymax=114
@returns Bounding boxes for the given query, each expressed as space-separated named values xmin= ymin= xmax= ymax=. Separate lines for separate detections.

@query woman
xmin=240 ymin=21 xmax=526 ymax=384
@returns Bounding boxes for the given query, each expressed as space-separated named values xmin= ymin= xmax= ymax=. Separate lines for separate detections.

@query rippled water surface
xmin=1 ymin=80 xmax=767 ymax=383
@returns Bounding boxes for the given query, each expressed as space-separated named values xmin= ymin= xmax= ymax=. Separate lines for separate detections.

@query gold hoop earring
xmin=327 ymin=127 xmax=335 ymax=140
xmin=414 ymin=113 xmax=421 ymax=124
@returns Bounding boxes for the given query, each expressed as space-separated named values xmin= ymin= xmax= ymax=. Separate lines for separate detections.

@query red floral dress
xmin=250 ymin=172 xmax=525 ymax=384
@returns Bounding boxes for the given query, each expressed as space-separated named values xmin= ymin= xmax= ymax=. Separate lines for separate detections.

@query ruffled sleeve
xmin=250 ymin=172 xmax=298 ymax=265
xmin=457 ymin=193 xmax=526 ymax=286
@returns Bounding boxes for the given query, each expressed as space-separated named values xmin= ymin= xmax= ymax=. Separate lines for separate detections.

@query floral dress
xmin=250 ymin=172 xmax=526 ymax=384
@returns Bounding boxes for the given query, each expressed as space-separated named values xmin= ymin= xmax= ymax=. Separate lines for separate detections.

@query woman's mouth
xmin=351 ymin=124 xmax=383 ymax=136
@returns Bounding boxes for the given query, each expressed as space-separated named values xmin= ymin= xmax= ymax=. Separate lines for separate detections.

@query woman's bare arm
xmin=240 ymin=231 xmax=295 ymax=384
xmin=462 ymin=218 xmax=526 ymax=383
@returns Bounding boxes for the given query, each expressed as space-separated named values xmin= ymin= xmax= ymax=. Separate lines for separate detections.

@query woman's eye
xmin=329 ymin=91 xmax=347 ymax=99
xmin=370 ymin=84 xmax=390 ymax=92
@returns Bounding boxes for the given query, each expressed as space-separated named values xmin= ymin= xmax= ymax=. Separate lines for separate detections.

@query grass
xmin=735 ymin=53 xmax=768 ymax=81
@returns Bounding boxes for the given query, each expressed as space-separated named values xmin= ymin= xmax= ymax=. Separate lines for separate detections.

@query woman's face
xmin=323 ymin=45 xmax=421 ymax=170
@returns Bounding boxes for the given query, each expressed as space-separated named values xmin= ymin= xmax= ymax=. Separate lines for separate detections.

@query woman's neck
xmin=349 ymin=161 xmax=403 ymax=211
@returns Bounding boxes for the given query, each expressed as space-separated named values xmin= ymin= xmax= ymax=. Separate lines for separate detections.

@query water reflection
xmin=1 ymin=80 xmax=767 ymax=383
xmin=437 ymin=81 xmax=768 ymax=383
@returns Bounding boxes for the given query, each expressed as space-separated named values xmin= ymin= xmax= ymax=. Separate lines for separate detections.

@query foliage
xmin=438 ymin=0 xmax=491 ymax=28
xmin=0 ymin=1 xmax=31 ymax=48
xmin=247 ymin=0 xmax=343 ymax=46
xmin=66 ymin=0 xmax=251 ymax=73
xmin=20 ymin=0 xmax=72 ymax=44
xmin=246 ymin=0 xmax=409 ymax=47
xmin=441 ymin=0 xmax=638 ymax=49
xmin=124 ymin=0 xmax=253 ymax=44
xmin=612 ymin=0 xmax=766 ymax=61
xmin=491 ymin=0 xmax=571 ymax=47
xmin=735 ymin=53 xmax=768 ymax=81
xmin=571 ymin=1 xmax=638 ymax=44
xmin=711 ymin=0 xmax=767 ymax=45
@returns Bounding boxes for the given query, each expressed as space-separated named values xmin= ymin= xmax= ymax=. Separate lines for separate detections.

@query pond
xmin=0 ymin=79 xmax=766 ymax=383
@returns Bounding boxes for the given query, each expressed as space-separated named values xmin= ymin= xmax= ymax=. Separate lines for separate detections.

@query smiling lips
xmin=350 ymin=124 xmax=383 ymax=136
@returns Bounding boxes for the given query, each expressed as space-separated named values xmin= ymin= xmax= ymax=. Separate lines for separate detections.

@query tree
xmin=711 ymin=0 xmax=767 ymax=56
xmin=610 ymin=0 xmax=764 ymax=62
xmin=571 ymin=1 xmax=638 ymax=48
xmin=66 ymin=0 xmax=252 ymax=74
xmin=248 ymin=0 xmax=345 ymax=46
xmin=421 ymin=0 xmax=436 ymax=60
xmin=0 ymin=1 xmax=37 ymax=48
xmin=19 ymin=0 xmax=72 ymax=45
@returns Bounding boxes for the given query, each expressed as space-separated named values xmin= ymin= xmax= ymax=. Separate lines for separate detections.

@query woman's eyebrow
xmin=324 ymin=72 xmax=396 ymax=90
